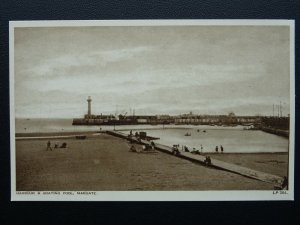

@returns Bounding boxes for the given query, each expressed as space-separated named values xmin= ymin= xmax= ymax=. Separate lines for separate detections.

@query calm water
xmin=15 ymin=118 xmax=288 ymax=153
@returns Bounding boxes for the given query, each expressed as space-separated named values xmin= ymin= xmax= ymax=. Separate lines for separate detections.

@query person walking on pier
xmin=220 ymin=145 xmax=224 ymax=153
xmin=46 ymin=140 xmax=52 ymax=151
xmin=204 ymin=156 xmax=211 ymax=165
xmin=215 ymin=146 xmax=218 ymax=153
xmin=172 ymin=145 xmax=180 ymax=155
xmin=151 ymin=141 xmax=155 ymax=150
xmin=184 ymin=145 xmax=189 ymax=152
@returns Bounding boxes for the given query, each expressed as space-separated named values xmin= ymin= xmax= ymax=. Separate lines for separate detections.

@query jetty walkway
xmin=106 ymin=130 xmax=284 ymax=187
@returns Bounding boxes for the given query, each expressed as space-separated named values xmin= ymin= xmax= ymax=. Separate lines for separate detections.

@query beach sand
xmin=15 ymin=133 xmax=287 ymax=191
xmin=205 ymin=153 xmax=288 ymax=177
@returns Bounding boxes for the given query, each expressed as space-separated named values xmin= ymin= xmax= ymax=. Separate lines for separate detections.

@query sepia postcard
xmin=10 ymin=20 xmax=295 ymax=201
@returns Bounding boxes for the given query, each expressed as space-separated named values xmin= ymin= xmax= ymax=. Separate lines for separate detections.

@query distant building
xmin=174 ymin=112 xmax=260 ymax=125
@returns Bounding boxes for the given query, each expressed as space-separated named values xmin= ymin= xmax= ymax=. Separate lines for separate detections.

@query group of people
xmin=215 ymin=145 xmax=224 ymax=153
xmin=185 ymin=144 xmax=224 ymax=153
xmin=175 ymin=144 xmax=212 ymax=165
xmin=183 ymin=145 xmax=203 ymax=154
xmin=128 ymin=130 xmax=139 ymax=137
xmin=46 ymin=140 xmax=67 ymax=151
xmin=172 ymin=144 xmax=180 ymax=155
xmin=129 ymin=141 xmax=156 ymax=153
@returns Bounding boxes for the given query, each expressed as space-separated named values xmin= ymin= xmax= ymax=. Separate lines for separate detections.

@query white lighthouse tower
xmin=87 ymin=96 xmax=92 ymax=118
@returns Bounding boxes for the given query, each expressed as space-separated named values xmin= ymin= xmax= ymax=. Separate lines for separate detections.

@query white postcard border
xmin=10 ymin=19 xmax=295 ymax=201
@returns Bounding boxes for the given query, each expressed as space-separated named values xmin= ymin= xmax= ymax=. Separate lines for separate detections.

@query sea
xmin=15 ymin=118 xmax=289 ymax=153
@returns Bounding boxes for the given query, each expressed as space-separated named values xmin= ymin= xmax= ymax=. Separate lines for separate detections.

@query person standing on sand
xmin=215 ymin=146 xmax=218 ymax=153
xmin=130 ymin=145 xmax=137 ymax=152
xmin=221 ymin=145 xmax=224 ymax=153
xmin=46 ymin=141 xmax=52 ymax=151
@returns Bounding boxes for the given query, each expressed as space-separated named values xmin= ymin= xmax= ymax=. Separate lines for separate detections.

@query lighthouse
xmin=87 ymin=96 xmax=92 ymax=117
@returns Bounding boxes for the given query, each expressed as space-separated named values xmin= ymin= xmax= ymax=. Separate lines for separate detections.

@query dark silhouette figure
xmin=60 ymin=142 xmax=67 ymax=148
xmin=281 ymin=176 xmax=288 ymax=189
xmin=130 ymin=145 xmax=137 ymax=152
xmin=151 ymin=141 xmax=155 ymax=150
xmin=184 ymin=146 xmax=189 ymax=152
xmin=221 ymin=145 xmax=224 ymax=153
xmin=172 ymin=145 xmax=180 ymax=155
xmin=46 ymin=141 xmax=52 ymax=151
xmin=204 ymin=156 xmax=211 ymax=165
xmin=215 ymin=146 xmax=218 ymax=153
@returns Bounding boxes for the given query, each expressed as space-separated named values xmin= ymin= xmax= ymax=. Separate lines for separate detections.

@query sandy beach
xmin=15 ymin=132 xmax=288 ymax=191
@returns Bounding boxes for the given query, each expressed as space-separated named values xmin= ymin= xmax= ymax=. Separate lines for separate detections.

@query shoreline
xmin=15 ymin=131 xmax=102 ymax=137
xmin=15 ymin=125 xmax=245 ymax=136
xmin=15 ymin=131 xmax=288 ymax=154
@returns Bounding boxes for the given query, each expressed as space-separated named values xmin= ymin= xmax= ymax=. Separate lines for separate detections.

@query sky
xmin=14 ymin=25 xmax=291 ymax=118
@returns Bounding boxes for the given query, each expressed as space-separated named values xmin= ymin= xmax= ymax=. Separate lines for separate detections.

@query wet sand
xmin=15 ymin=133 xmax=287 ymax=191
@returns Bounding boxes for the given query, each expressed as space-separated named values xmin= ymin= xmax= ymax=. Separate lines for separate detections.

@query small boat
xmin=184 ymin=132 xmax=191 ymax=136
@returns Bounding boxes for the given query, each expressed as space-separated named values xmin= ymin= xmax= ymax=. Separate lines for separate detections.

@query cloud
xmin=14 ymin=26 xmax=290 ymax=118
xmin=21 ymin=45 xmax=155 ymax=79
xmin=23 ymin=61 xmax=263 ymax=95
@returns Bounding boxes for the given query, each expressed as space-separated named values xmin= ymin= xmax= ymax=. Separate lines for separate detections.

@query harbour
xmin=72 ymin=96 xmax=290 ymax=139
xmin=16 ymin=118 xmax=288 ymax=153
